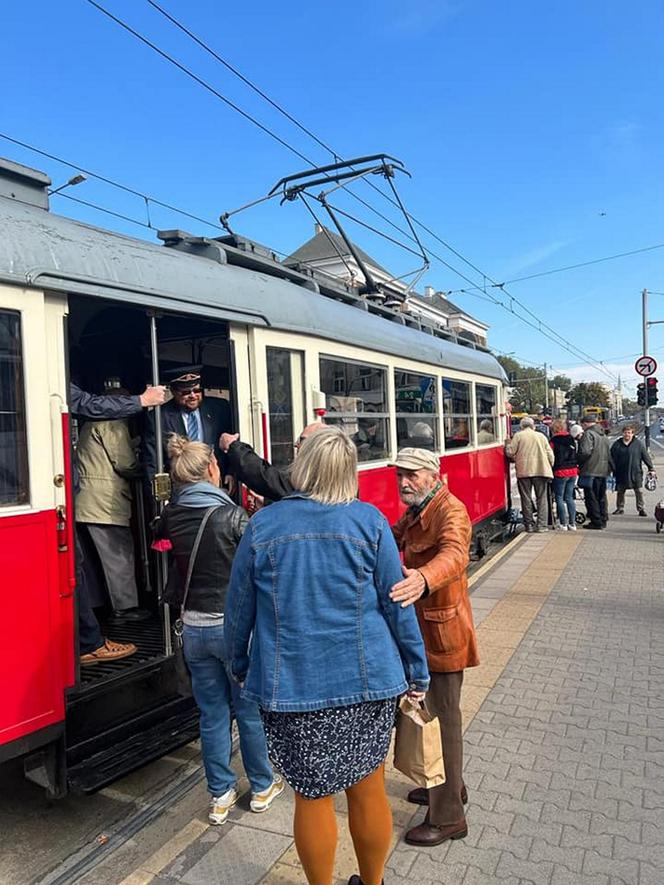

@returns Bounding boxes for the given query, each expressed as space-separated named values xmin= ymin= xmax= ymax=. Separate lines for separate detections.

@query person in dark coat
xmin=578 ymin=416 xmax=612 ymax=530
xmin=143 ymin=369 xmax=233 ymax=482
xmin=219 ymin=423 xmax=323 ymax=502
xmin=610 ymin=425 xmax=653 ymax=516
xmin=549 ymin=419 xmax=579 ymax=531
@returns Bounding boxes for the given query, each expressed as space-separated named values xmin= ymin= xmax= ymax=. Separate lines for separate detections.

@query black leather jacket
xmin=157 ymin=503 xmax=247 ymax=613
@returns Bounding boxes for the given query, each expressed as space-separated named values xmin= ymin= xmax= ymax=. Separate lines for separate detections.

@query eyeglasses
xmin=175 ymin=387 xmax=202 ymax=395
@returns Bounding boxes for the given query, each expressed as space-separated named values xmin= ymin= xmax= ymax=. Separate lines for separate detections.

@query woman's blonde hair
xmin=167 ymin=434 xmax=214 ymax=484
xmin=290 ymin=424 xmax=357 ymax=505
xmin=551 ymin=419 xmax=565 ymax=434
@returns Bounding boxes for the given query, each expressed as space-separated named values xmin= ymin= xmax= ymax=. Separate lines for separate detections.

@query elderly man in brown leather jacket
xmin=390 ymin=447 xmax=479 ymax=847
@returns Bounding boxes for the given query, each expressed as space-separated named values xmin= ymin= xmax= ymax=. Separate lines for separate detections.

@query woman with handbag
xmin=226 ymin=426 xmax=429 ymax=885
xmin=156 ymin=435 xmax=283 ymax=825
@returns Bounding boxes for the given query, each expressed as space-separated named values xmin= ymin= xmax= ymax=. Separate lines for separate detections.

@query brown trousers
xmin=426 ymin=670 xmax=465 ymax=826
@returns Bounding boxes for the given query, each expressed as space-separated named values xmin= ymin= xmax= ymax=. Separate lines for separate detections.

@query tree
xmin=566 ymin=382 xmax=611 ymax=407
xmin=550 ymin=374 xmax=572 ymax=393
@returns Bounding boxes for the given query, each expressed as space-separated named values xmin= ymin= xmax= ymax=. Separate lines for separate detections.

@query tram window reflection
xmin=394 ymin=370 xmax=438 ymax=450
xmin=476 ymin=384 xmax=498 ymax=445
xmin=0 ymin=310 xmax=29 ymax=506
xmin=442 ymin=378 xmax=473 ymax=449
xmin=319 ymin=356 xmax=389 ymax=461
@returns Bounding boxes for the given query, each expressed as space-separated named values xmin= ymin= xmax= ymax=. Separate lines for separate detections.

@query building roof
xmin=285 ymin=225 xmax=391 ymax=276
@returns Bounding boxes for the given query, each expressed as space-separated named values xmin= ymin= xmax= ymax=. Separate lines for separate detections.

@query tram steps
xmin=66 ymin=704 xmax=200 ymax=794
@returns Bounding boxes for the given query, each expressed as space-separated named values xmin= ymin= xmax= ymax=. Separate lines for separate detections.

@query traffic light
xmin=637 ymin=383 xmax=646 ymax=406
xmin=647 ymin=377 xmax=658 ymax=406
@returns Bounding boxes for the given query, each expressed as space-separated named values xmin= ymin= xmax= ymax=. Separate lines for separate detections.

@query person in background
xmin=505 ymin=416 xmax=554 ymax=533
xmin=76 ymin=381 xmax=147 ymax=621
xmin=226 ymin=427 xmax=429 ymax=885
xmin=219 ymin=422 xmax=324 ymax=502
xmin=143 ymin=368 xmax=233 ymax=482
xmin=610 ymin=425 xmax=653 ymax=517
xmin=71 ymin=380 xmax=166 ymax=665
xmin=569 ymin=423 xmax=584 ymax=442
xmin=549 ymin=418 xmax=578 ymax=531
xmin=156 ymin=435 xmax=283 ymax=825
xmin=578 ymin=415 xmax=612 ymax=530
xmin=389 ymin=448 xmax=478 ymax=847
xmin=477 ymin=418 xmax=495 ymax=444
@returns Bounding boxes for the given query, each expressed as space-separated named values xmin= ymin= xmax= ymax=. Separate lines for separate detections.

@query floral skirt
xmin=260 ymin=698 xmax=397 ymax=798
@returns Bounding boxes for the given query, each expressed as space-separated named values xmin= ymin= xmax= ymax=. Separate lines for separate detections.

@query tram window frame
xmin=442 ymin=378 xmax=474 ymax=450
xmin=319 ymin=355 xmax=390 ymax=462
xmin=394 ymin=369 xmax=439 ymax=451
xmin=475 ymin=383 xmax=499 ymax=446
xmin=0 ymin=310 xmax=29 ymax=507
xmin=266 ymin=347 xmax=306 ymax=468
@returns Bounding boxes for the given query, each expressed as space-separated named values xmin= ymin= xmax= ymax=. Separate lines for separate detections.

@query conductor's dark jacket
xmin=143 ymin=397 xmax=233 ymax=479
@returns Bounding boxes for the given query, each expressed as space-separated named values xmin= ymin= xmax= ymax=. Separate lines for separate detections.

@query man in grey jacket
xmin=578 ymin=416 xmax=611 ymax=530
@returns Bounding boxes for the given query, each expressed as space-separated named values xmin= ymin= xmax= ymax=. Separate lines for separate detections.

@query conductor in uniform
xmin=143 ymin=368 xmax=233 ymax=482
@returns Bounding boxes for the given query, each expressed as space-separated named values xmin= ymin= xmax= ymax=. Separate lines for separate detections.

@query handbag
xmin=172 ymin=505 xmax=220 ymax=647
xmin=577 ymin=474 xmax=593 ymax=489
xmin=393 ymin=697 xmax=446 ymax=788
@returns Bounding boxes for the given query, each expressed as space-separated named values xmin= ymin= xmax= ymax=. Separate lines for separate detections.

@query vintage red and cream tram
xmin=0 ymin=157 xmax=509 ymax=796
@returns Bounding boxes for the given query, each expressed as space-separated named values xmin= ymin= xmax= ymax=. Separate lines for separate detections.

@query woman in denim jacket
xmin=226 ymin=426 xmax=429 ymax=885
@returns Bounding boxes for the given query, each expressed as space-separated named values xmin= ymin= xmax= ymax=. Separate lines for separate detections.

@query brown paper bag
xmin=393 ymin=697 xmax=446 ymax=788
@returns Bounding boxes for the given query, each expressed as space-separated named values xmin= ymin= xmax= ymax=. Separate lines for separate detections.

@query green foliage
xmin=566 ymin=382 xmax=611 ymax=407
xmin=496 ymin=356 xmax=572 ymax=412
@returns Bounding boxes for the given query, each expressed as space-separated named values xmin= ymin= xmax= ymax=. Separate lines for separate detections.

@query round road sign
xmin=635 ymin=355 xmax=657 ymax=377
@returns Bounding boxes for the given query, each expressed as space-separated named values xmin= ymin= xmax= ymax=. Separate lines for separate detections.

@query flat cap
xmin=390 ymin=447 xmax=440 ymax=473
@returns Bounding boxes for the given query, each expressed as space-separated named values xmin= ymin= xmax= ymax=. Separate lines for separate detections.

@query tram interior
xmin=68 ymin=294 xmax=235 ymax=692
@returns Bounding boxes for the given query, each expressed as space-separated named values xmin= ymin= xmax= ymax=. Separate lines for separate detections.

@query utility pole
xmin=642 ymin=288 xmax=650 ymax=450
xmin=544 ymin=363 xmax=549 ymax=414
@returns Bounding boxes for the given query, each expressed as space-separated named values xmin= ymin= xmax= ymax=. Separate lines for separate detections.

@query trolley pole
xmin=643 ymin=288 xmax=650 ymax=450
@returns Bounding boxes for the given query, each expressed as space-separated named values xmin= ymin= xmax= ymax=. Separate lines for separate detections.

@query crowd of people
xmin=506 ymin=415 xmax=654 ymax=532
xmin=69 ymin=369 xmax=481 ymax=884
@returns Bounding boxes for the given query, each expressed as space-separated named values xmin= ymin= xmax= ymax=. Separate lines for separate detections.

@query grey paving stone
xmin=582 ymin=850 xmax=639 ymax=885
xmin=494 ymin=851 xmax=554 ymax=884
xmin=180 ymin=823 xmax=290 ymax=885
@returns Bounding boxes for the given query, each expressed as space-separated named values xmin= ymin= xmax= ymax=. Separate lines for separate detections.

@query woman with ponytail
xmin=156 ymin=435 xmax=283 ymax=825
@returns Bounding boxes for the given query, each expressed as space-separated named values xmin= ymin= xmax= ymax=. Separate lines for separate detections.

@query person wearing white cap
xmin=389 ymin=448 xmax=479 ymax=847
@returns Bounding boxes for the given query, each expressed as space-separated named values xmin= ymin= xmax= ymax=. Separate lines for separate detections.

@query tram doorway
xmin=63 ymin=295 xmax=237 ymax=788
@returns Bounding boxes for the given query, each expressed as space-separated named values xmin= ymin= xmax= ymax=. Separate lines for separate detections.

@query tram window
xmin=394 ymin=370 xmax=438 ymax=451
xmin=0 ymin=311 xmax=29 ymax=506
xmin=319 ymin=356 xmax=389 ymax=462
xmin=475 ymin=384 xmax=498 ymax=445
xmin=267 ymin=347 xmax=305 ymax=467
xmin=442 ymin=378 xmax=473 ymax=449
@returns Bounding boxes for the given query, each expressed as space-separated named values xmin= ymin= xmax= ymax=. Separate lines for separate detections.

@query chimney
xmin=0 ymin=157 xmax=51 ymax=210
xmin=424 ymin=285 xmax=435 ymax=299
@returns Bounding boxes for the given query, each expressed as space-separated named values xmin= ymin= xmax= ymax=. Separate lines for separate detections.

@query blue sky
xmin=3 ymin=0 xmax=663 ymax=394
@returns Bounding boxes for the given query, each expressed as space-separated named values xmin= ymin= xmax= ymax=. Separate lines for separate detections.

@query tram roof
xmin=0 ymin=195 xmax=506 ymax=383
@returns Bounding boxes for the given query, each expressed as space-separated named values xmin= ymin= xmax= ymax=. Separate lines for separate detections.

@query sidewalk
xmin=92 ymin=472 xmax=664 ymax=885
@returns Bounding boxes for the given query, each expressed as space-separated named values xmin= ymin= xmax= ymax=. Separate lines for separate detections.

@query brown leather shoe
xmin=404 ymin=820 xmax=468 ymax=846
xmin=80 ymin=638 xmax=137 ymax=665
xmin=407 ymin=785 xmax=468 ymax=806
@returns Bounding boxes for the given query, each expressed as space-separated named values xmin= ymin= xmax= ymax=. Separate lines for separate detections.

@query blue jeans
xmin=553 ymin=476 xmax=576 ymax=526
xmin=183 ymin=623 xmax=273 ymax=796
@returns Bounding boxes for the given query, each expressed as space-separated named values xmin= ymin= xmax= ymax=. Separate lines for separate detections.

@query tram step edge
xmin=66 ymin=705 xmax=200 ymax=794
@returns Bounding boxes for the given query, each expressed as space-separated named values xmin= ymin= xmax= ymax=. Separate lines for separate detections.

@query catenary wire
xmin=129 ymin=3 xmax=619 ymax=380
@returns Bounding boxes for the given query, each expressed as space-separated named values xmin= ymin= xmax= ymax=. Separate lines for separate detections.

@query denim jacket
xmin=226 ymin=494 xmax=430 ymax=712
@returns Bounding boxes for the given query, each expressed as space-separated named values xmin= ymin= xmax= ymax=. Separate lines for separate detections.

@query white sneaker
xmin=567 ymin=524 xmax=577 ymax=531
xmin=555 ymin=524 xmax=567 ymax=532
xmin=209 ymin=786 xmax=238 ymax=825
xmin=250 ymin=774 xmax=285 ymax=813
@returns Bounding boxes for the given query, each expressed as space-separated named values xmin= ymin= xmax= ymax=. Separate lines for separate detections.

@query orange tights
xmin=293 ymin=765 xmax=392 ymax=885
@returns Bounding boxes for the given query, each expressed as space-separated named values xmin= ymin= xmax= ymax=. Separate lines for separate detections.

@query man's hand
xmin=139 ymin=385 xmax=167 ymax=408
xmin=405 ymin=689 xmax=427 ymax=703
xmin=390 ymin=566 xmax=426 ymax=608
xmin=220 ymin=432 xmax=240 ymax=453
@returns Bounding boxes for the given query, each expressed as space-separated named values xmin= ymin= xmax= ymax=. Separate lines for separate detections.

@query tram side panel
xmin=0 ymin=287 xmax=70 ymax=760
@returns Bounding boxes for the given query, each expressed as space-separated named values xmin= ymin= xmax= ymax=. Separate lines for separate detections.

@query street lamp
xmin=49 ymin=173 xmax=87 ymax=196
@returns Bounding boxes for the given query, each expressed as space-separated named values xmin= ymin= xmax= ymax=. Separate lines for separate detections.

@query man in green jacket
xmin=76 ymin=413 xmax=145 ymax=620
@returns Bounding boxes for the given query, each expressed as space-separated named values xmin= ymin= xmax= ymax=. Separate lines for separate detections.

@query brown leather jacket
xmin=393 ymin=485 xmax=479 ymax=673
